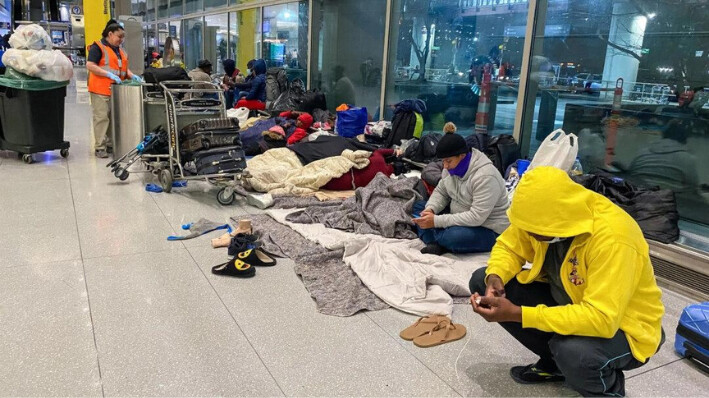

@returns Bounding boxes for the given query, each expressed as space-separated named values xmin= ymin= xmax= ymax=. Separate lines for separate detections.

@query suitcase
xmin=675 ymin=302 xmax=709 ymax=372
xmin=180 ymin=118 xmax=241 ymax=152
xmin=194 ymin=146 xmax=247 ymax=176
xmin=181 ymin=118 xmax=239 ymax=136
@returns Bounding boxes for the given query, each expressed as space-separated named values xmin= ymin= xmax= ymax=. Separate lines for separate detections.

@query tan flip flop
xmin=399 ymin=315 xmax=449 ymax=341
xmin=413 ymin=319 xmax=467 ymax=348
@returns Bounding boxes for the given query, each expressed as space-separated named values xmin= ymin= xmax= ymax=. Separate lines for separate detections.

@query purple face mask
xmin=448 ymin=152 xmax=472 ymax=178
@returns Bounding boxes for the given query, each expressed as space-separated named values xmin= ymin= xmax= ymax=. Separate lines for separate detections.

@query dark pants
xmin=469 ymin=268 xmax=662 ymax=397
xmin=224 ymin=89 xmax=235 ymax=109
xmin=412 ymin=200 xmax=498 ymax=254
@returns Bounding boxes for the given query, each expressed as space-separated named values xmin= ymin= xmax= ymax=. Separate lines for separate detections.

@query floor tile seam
xmin=363 ymin=312 xmax=465 ymax=397
xmin=182 ymin=246 xmax=288 ymax=397
xmin=67 ymin=159 xmax=106 ymax=398
xmin=625 ymin=357 xmax=685 ymax=380
xmin=0 ymin=257 xmax=84 ymax=270
xmin=81 ymin=246 xmax=188 ymax=262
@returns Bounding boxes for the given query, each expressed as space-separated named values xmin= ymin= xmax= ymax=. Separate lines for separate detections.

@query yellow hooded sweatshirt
xmin=486 ymin=166 xmax=664 ymax=362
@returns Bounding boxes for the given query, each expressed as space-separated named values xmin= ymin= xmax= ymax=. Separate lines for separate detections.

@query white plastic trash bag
xmin=9 ymin=24 xmax=53 ymax=50
xmin=529 ymin=129 xmax=578 ymax=172
xmin=2 ymin=49 xmax=74 ymax=82
xmin=226 ymin=107 xmax=250 ymax=126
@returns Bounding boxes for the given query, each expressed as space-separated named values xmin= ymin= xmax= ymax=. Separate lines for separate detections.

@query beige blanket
xmin=245 ymin=148 xmax=371 ymax=196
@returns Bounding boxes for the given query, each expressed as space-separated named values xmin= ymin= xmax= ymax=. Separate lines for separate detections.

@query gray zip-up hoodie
xmin=425 ymin=149 xmax=510 ymax=234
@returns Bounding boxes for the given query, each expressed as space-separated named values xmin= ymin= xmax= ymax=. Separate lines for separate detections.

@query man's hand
xmin=421 ymin=208 xmax=434 ymax=216
xmin=470 ymin=293 xmax=522 ymax=323
xmin=412 ymin=212 xmax=435 ymax=229
xmin=485 ymin=274 xmax=506 ymax=298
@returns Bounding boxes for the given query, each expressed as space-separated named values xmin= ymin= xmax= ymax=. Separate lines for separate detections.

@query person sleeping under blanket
xmin=324 ymin=148 xmax=396 ymax=191
xmin=279 ymin=111 xmax=314 ymax=145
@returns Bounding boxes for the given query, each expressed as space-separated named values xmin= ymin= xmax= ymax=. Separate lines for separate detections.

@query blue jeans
xmin=412 ymin=200 xmax=498 ymax=253
xmin=224 ymin=89 xmax=235 ymax=109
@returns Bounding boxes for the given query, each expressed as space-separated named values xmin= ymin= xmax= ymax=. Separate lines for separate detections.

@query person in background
xmin=233 ymin=59 xmax=256 ymax=100
xmin=86 ymin=19 xmax=142 ymax=158
xmin=236 ymin=59 xmax=267 ymax=110
xmin=221 ymin=59 xmax=240 ymax=108
xmin=412 ymin=133 xmax=509 ymax=255
xmin=332 ymin=65 xmax=356 ymax=109
xmin=468 ymin=166 xmax=664 ymax=397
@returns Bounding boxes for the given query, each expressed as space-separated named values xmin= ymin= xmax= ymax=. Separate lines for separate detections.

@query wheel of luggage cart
xmin=22 ymin=154 xmax=33 ymax=164
xmin=114 ymin=167 xmax=129 ymax=181
xmin=159 ymin=168 xmax=173 ymax=193
xmin=60 ymin=148 xmax=69 ymax=158
xmin=217 ymin=186 xmax=235 ymax=206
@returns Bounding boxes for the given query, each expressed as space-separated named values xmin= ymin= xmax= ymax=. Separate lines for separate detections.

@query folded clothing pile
xmin=2 ymin=24 xmax=73 ymax=82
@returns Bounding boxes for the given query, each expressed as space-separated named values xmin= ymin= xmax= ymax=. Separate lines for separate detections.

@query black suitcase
xmin=180 ymin=118 xmax=241 ymax=152
xmin=194 ymin=146 xmax=247 ymax=176
xmin=182 ymin=129 xmax=242 ymax=152
xmin=181 ymin=118 xmax=239 ymax=136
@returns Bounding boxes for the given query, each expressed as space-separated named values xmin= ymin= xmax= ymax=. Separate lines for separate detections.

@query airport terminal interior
xmin=0 ymin=0 xmax=708 ymax=396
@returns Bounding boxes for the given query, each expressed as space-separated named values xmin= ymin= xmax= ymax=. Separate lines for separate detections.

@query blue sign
xmin=71 ymin=6 xmax=82 ymax=15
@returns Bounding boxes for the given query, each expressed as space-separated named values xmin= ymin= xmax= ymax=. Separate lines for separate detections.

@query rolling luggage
xmin=675 ymin=302 xmax=709 ymax=373
xmin=180 ymin=118 xmax=241 ymax=152
xmin=194 ymin=146 xmax=247 ymax=176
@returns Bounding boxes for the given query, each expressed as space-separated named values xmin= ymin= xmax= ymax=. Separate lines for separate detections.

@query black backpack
xmin=465 ymin=133 xmax=489 ymax=152
xmin=298 ymin=90 xmax=327 ymax=114
xmin=266 ymin=67 xmax=288 ymax=102
xmin=484 ymin=134 xmax=520 ymax=176
xmin=411 ymin=133 xmax=442 ymax=163
xmin=386 ymin=111 xmax=417 ymax=148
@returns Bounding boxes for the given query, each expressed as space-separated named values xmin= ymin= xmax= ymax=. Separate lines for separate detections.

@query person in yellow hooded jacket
xmin=469 ymin=166 xmax=664 ymax=397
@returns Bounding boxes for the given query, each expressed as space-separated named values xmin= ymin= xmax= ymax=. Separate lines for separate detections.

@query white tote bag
xmin=226 ymin=107 xmax=250 ymax=126
xmin=529 ymin=129 xmax=578 ymax=172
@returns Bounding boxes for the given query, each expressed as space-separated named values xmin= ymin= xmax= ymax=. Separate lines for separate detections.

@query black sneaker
xmin=420 ymin=243 xmax=448 ymax=255
xmin=510 ymin=361 xmax=565 ymax=384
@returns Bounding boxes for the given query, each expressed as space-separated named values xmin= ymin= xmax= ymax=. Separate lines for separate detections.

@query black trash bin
xmin=0 ymin=75 xmax=70 ymax=164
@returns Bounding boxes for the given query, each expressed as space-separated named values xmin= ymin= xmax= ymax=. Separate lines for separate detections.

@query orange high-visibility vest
xmin=87 ymin=40 xmax=128 ymax=96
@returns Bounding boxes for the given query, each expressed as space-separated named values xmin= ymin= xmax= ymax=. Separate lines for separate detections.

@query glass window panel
xmin=519 ymin=0 xmax=709 ymax=230
xmin=310 ymin=0 xmax=386 ymax=113
xmin=169 ymin=0 xmax=182 ymax=17
xmin=385 ymin=0 xmax=529 ymax=132
xmin=262 ymin=2 xmax=308 ymax=84
xmin=146 ymin=0 xmax=155 ymax=21
xmin=204 ymin=13 xmax=229 ymax=74
xmin=229 ymin=9 xmax=261 ymax=73
xmin=185 ymin=0 xmax=203 ymax=14
xmin=205 ymin=0 xmax=227 ymax=10
xmin=157 ymin=0 xmax=168 ymax=19
xmin=183 ymin=17 xmax=204 ymax=70
xmin=132 ymin=0 xmax=147 ymax=17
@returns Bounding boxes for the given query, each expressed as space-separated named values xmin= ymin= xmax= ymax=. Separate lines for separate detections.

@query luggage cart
xmin=156 ymin=80 xmax=248 ymax=205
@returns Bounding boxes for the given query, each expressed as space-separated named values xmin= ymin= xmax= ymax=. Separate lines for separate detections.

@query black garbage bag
xmin=269 ymin=78 xmax=305 ymax=113
xmin=572 ymin=174 xmax=680 ymax=244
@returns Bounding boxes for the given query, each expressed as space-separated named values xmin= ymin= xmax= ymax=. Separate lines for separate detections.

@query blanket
xmin=285 ymin=173 xmax=421 ymax=239
xmin=267 ymin=209 xmax=488 ymax=317
xmin=245 ymin=148 xmax=371 ymax=196
xmin=241 ymin=214 xmax=390 ymax=316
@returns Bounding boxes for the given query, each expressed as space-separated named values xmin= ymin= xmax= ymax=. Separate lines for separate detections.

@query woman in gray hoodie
xmin=412 ymin=133 xmax=510 ymax=255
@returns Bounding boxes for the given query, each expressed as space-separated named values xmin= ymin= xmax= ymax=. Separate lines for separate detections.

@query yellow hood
xmin=508 ymin=166 xmax=593 ymax=237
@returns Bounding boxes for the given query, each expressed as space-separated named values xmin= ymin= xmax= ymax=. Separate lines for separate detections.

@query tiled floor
xmin=0 ymin=88 xmax=707 ymax=397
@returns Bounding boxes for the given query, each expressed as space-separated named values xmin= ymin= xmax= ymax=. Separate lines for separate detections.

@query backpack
xmin=270 ymin=78 xmax=305 ymax=113
xmin=386 ymin=111 xmax=417 ymax=148
xmin=266 ymin=67 xmax=288 ymax=102
xmin=298 ymin=90 xmax=327 ymax=114
xmin=408 ymin=133 xmax=442 ymax=163
xmin=485 ymin=134 xmax=521 ymax=176
xmin=465 ymin=133 xmax=489 ymax=152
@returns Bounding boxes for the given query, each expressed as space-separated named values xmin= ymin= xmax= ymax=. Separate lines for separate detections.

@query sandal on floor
xmin=234 ymin=248 xmax=277 ymax=267
xmin=412 ymin=319 xmax=467 ymax=348
xmin=227 ymin=233 xmax=261 ymax=257
xmin=211 ymin=220 xmax=253 ymax=248
xmin=399 ymin=315 xmax=449 ymax=341
xmin=211 ymin=256 xmax=256 ymax=278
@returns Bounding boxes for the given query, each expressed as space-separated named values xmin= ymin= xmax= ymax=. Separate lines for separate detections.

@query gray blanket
xmin=236 ymin=215 xmax=389 ymax=317
xmin=271 ymin=195 xmax=343 ymax=209
xmin=285 ymin=173 xmax=421 ymax=239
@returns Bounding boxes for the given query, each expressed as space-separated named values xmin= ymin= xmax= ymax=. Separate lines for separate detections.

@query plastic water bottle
xmin=571 ymin=157 xmax=584 ymax=176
